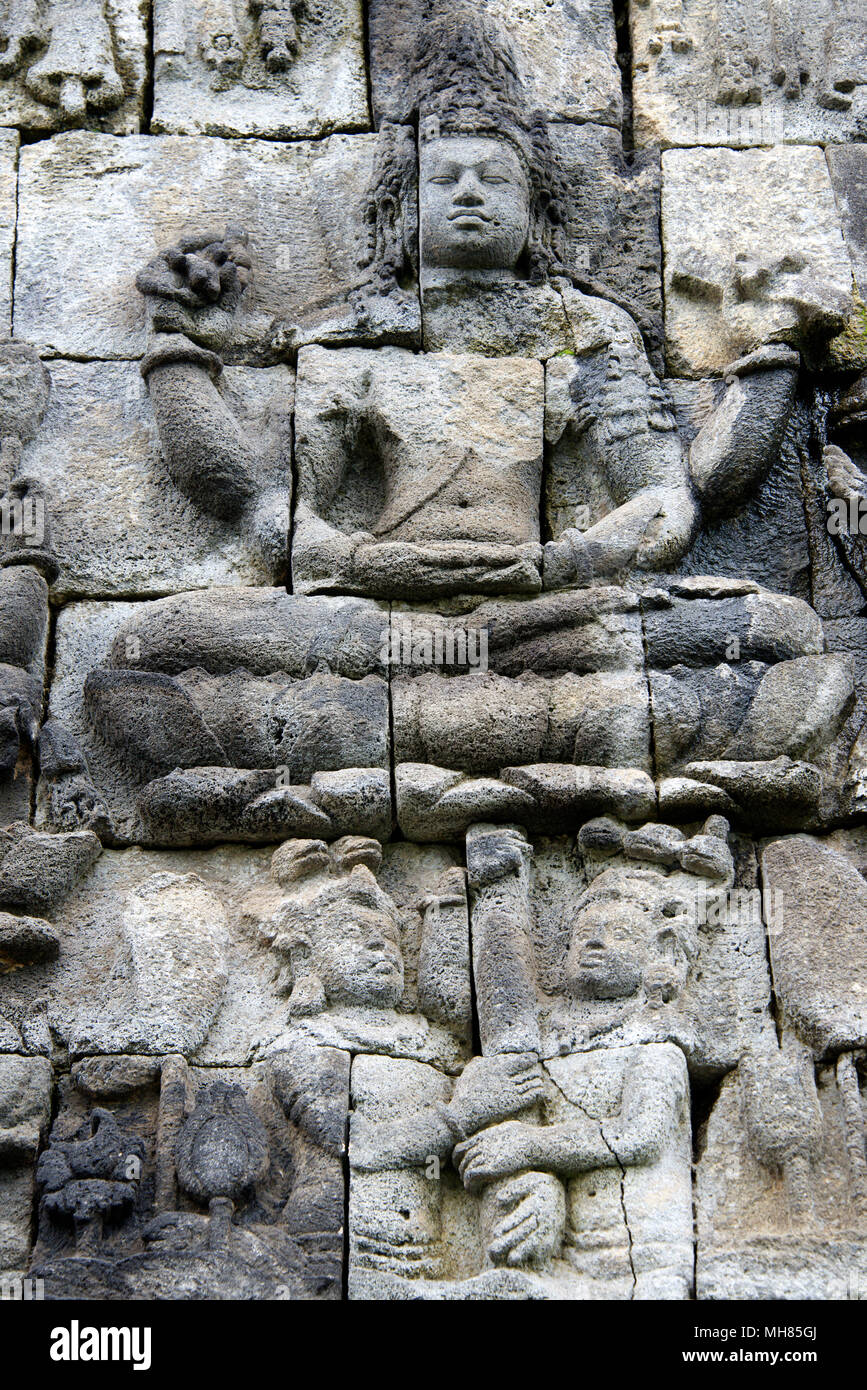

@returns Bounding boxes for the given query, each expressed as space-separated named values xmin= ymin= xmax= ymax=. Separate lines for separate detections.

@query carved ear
xmin=286 ymin=937 xmax=326 ymax=1018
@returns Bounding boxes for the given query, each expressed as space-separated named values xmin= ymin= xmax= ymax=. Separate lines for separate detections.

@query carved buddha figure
xmin=69 ymin=6 xmax=855 ymax=837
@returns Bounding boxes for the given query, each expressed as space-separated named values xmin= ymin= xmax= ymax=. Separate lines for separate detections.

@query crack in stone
xmin=543 ymin=1062 xmax=638 ymax=1298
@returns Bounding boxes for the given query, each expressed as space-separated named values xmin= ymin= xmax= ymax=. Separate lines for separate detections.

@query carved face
xmin=420 ymin=136 xmax=531 ymax=271
xmin=313 ymin=903 xmax=404 ymax=1008
xmin=563 ymin=875 xmax=696 ymax=1004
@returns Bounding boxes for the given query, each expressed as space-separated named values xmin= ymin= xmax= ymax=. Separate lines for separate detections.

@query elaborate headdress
xmin=409 ymin=8 xmax=533 ymax=166
xmin=262 ymin=840 xmax=402 ymax=1017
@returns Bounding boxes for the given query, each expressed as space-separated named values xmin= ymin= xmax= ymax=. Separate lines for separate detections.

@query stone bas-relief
xmin=152 ymin=0 xmax=369 ymax=139
xmin=0 ymin=0 xmax=148 ymax=133
xmin=1 ymin=0 xmax=867 ymax=1305
xmin=347 ymin=816 xmax=771 ymax=1298
xmin=14 ymin=130 xmax=410 ymax=362
xmin=0 ymin=1054 xmax=51 ymax=1275
xmin=18 ymin=360 xmax=295 ymax=598
xmin=390 ymin=581 xmax=857 ymax=837
xmin=0 ymin=835 xmax=471 ymax=1070
xmin=31 ymin=1054 xmax=348 ymax=1299
xmin=697 ymin=1047 xmax=867 ymax=1299
xmin=630 ymin=0 xmax=867 ymax=148
xmin=43 ymin=591 xmax=392 ymax=844
xmin=662 ymin=145 xmax=856 ymax=376
xmin=367 ymin=0 xmax=621 ymax=130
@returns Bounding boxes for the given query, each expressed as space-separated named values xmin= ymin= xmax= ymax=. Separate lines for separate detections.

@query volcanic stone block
xmin=662 ymin=146 xmax=853 ymax=376
xmin=368 ymin=0 xmax=621 ymax=128
xmin=152 ymin=0 xmax=369 ymax=139
xmin=827 ymin=145 xmax=867 ymax=294
xmin=630 ymin=0 xmax=867 ymax=150
xmin=293 ymin=346 xmax=544 ymax=599
xmin=349 ymin=1043 xmax=695 ymax=1299
xmin=761 ymin=829 xmax=867 ymax=1054
xmin=0 ymin=566 xmax=50 ymax=828
xmin=422 ymin=125 xmax=663 ymax=367
xmin=0 ymin=0 xmax=148 ymax=134
xmin=19 ymin=360 xmax=294 ymax=599
xmin=15 ymin=131 xmax=382 ymax=361
xmin=30 ymin=1053 xmax=347 ymax=1299
xmin=696 ymin=1050 xmax=867 ymax=1300
xmin=41 ymin=593 xmax=391 ymax=844
xmin=0 ymin=131 xmax=19 ymax=336
xmin=467 ymin=822 xmax=774 ymax=1076
xmin=0 ymin=1054 xmax=52 ymax=1271
xmin=0 ymin=839 xmax=470 ymax=1069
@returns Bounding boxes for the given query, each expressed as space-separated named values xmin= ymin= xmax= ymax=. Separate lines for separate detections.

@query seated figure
xmin=134 ymin=12 xmax=807 ymax=602
xmin=72 ymin=7 xmax=855 ymax=838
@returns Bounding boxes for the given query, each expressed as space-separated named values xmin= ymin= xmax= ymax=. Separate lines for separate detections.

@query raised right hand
xmin=136 ymin=226 xmax=253 ymax=326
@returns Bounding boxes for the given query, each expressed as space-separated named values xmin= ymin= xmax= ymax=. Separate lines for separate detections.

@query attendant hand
xmin=451 ymin=1055 xmax=545 ymax=1135
xmin=486 ymin=1172 xmax=565 ymax=1268
xmin=454 ymin=1121 xmax=538 ymax=1192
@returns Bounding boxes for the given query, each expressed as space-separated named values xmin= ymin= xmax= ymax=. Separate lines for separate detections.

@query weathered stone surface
xmin=0 ymin=1054 xmax=52 ymax=1271
xmin=696 ymin=1048 xmax=867 ymax=1300
xmin=31 ymin=1053 xmax=347 ymax=1298
xmin=662 ymin=146 xmax=854 ymax=376
xmin=0 ymin=0 xmax=863 ymax=1308
xmin=421 ymin=280 xmax=577 ymax=360
xmin=395 ymin=763 xmax=658 ymax=841
xmin=0 ymin=132 xmax=18 ymax=337
xmin=644 ymin=584 xmax=854 ymax=796
xmin=0 ymin=844 xmax=269 ymax=1062
xmin=669 ymin=384 xmax=812 ymax=597
xmin=825 ymin=145 xmax=867 ymax=370
xmin=0 ymin=838 xmax=470 ymax=1069
xmin=827 ymin=146 xmax=867 ymax=293
xmin=393 ymin=671 xmax=651 ymax=775
xmin=293 ymin=346 xmax=544 ymax=599
xmin=0 ymin=824 xmax=101 ymax=915
xmin=554 ymin=125 xmax=664 ymax=371
xmin=468 ymin=820 xmax=774 ymax=1077
xmin=420 ymin=126 xmax=663 ymax=368
xmin=368 ymin=0 xmax=621 ymax=129
xmin=153 ymin=0 xmax=369 ymax=139
xmin=0 ymin=0 xmax=148 ymax=134
xmin=15 ymin=131 xmax=384 ymax=361
xmin=257 ymin=837 xmax=471 ymax=1071
xmin=19 ymin=360 xmax=294 ymax=599
xmin=761 ymin=830 xmax=867 ymax=1054
xmin=0 ymin=566 xmax=50 ymax=829
xmin=41 ymin=593 xmax=392 ymax=844
xmin=350 ymin=1042 xmax=693 ymax=1299
xmin=0 ymin=912 xmax=59 ymax=966
xmin=630 ymin=0 xmax=867 ymax=150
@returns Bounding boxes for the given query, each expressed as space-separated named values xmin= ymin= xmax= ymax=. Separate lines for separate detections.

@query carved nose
xmin=453 ymin=179 xmax=485 ymax=207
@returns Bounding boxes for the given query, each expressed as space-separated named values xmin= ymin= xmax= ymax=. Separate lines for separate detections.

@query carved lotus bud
xmin=175 ymin=1081 xmax=269 ymax=1206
